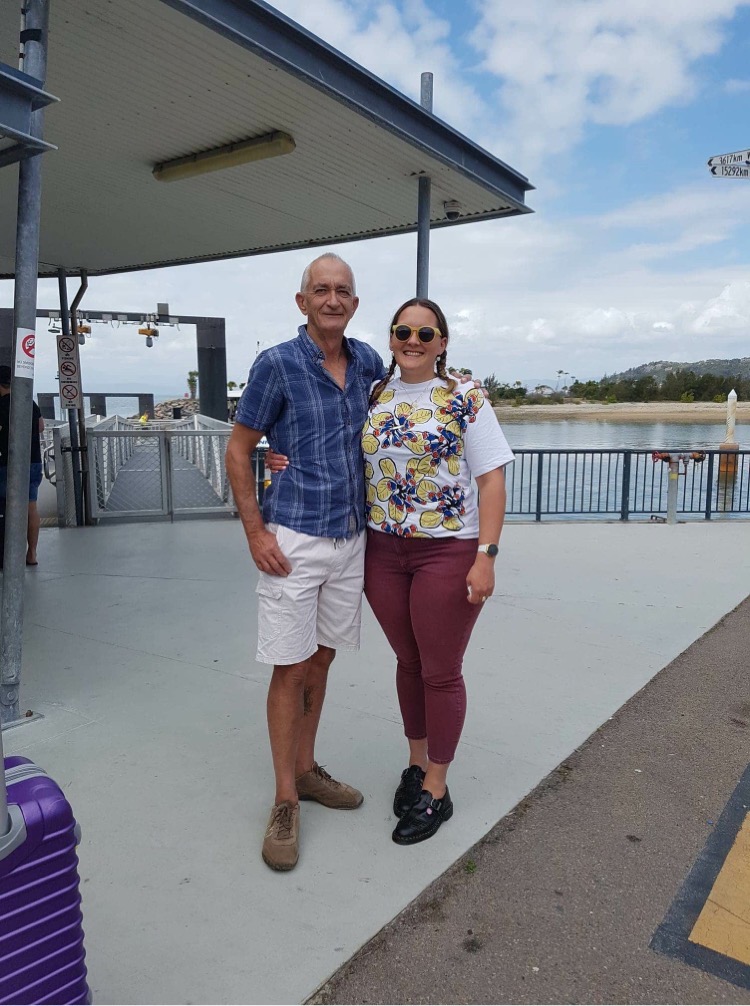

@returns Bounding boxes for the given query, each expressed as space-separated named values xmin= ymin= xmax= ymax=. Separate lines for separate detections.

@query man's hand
xmin=249 ymin=528 xmax=292 ymax=576
xmin=450 ymin=370 xmax=488 ymax=398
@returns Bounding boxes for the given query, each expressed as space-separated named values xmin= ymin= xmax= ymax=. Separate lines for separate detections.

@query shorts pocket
xmin=255 ymin=573 xmax=284 ymax=600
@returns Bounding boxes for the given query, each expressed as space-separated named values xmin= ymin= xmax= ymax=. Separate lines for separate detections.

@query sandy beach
xmin=493 ymin=400 xmax=745 ymax=423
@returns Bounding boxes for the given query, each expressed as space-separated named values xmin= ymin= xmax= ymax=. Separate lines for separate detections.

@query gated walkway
xmin=104 ymin=441 xmax=225 ymax=513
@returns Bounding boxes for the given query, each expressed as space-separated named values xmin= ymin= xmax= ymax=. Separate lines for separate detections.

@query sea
xmin=52 ymin=394 xmax=186 ymax=420
xmin=499 ymin=418 xmax=734 ymax=452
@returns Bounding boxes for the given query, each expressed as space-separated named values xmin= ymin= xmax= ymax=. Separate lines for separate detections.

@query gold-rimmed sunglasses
xmin=391 ymin=324 xmax=442 ymax=344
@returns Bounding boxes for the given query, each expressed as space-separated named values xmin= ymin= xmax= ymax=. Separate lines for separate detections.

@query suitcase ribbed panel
xmin=1 ymin=758 xmax=89 ymax=1006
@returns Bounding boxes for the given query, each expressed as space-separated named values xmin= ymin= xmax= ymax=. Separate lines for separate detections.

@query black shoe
xmin=392 ymin=788 xmax=453 ymax=845
xmin=393 ymin=765 xmax=426 ymax=818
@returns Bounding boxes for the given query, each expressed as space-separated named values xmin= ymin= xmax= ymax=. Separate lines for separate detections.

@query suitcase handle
xmin=0 ymin=803 xmax=26 ymax=862
xmin=0 ymin=718 xmax=7 ymax=838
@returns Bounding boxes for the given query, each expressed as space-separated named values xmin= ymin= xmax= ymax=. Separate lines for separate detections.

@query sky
xmin=4 ymin=0 xmax=750 ymax=396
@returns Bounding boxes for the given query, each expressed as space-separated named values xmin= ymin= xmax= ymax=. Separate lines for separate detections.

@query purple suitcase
xmin=1 ymin=754 xmax=90 ymax=1005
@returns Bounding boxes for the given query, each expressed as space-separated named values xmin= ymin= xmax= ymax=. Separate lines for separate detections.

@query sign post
xmin=707 ymin=149 xmax=750 ymax=178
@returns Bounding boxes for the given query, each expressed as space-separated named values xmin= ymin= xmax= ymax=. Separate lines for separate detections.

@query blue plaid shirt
xmin=235 ymin=325 xmax=385 ymax=538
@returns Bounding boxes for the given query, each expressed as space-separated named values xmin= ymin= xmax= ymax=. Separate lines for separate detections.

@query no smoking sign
xmin=14 ymin=327 xmax=35 ymax=378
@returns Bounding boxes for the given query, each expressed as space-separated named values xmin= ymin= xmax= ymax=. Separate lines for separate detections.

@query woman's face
xmin=389 ymin=304 xmax=447 ymax=383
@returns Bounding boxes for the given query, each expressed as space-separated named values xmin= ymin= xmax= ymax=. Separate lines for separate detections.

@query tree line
xmin=478 ymin=370 xmax=747 ymax=405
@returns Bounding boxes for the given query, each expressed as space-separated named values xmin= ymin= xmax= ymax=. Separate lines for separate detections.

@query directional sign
xmin=710 ymin=164 xmax=750 ymax=179
xmin=707 ymin=148 xmax=750 ymax=167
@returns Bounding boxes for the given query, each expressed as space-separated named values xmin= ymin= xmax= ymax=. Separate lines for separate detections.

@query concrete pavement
xmin=3 ymin=519 xmax=750 ymax=1003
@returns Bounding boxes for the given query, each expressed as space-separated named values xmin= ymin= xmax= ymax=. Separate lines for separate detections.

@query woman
xmin=362 ymin=298 xmax=513 ymax=844
xmin=264 ymin=298 xmax=513 ymax=844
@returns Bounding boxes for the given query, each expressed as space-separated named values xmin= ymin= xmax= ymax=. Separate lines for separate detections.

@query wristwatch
xmin=478 ymin=543 xmax=499 ymax=557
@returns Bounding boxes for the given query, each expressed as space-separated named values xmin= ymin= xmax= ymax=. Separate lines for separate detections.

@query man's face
xmin=295 ymin=260 xmax=359 ymax=341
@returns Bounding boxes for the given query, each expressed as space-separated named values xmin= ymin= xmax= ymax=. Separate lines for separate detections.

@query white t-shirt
xmin=363 ymin=376 xmax=514 ymax=538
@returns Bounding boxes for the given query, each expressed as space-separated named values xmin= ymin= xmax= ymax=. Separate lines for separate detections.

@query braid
xmin=436 ymin=352 xmax=457 ymax=394
xmin=369 ymin=355 xmax=398 ymax=407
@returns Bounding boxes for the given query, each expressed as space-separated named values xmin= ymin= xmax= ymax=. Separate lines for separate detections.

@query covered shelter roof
xmin=0 ymin=0 xmax=532 ymax=278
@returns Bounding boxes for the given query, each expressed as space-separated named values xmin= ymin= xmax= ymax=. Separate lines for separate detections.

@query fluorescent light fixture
xmin=153 ymin=131 xmax=295 ymax=183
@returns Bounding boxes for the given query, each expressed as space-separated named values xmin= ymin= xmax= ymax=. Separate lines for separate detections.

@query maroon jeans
xmin=364 ymin=530 xmax=483 ymax=764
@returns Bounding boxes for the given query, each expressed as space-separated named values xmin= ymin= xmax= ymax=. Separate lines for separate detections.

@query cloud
xmin=724 ymin=78 xmax=750 ymax=93
xmin=470 ymin=0 xmax=750 ymax=166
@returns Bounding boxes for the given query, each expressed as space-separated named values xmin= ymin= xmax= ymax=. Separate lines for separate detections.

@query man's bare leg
xmin=295 ymin=645 xmax=335 ymax=776
xmin=26 ymin=501 xmax=40 ymax=564
xmin=267 ymin=658 xmax=310 ymax=805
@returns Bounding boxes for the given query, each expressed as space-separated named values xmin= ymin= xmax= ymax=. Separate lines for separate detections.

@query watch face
xmin=484 ymin=544 xmax=499 ymax=557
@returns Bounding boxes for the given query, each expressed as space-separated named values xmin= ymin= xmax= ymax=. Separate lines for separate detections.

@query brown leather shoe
xmin=262 ymin=801 xmax=300 ymax=871
xmin=296 ymin=763 xmax=364 ymax=809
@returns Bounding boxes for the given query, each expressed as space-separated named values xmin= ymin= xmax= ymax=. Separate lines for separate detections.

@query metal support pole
xmin=416 ymin=72 xmax=433 ymax=298
xmin=58 ymin=270 xmax=83 ymax=526
xmin=69 ymin=271 xmax=91 ymax=523
xmin=0 ymin=0 xmax=50 ymax=740
xmin=666 ymin=458 xmax=679 ymax=524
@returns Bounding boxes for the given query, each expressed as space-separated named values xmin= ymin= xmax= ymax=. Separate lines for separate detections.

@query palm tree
xmin=227 ymin=380 xmax=237 ymax=391
xmin=187 ymin=370 xmax=199 ymax=400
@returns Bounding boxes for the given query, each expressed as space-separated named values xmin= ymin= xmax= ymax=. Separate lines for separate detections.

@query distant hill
xmin=606 ymin=358 xmax=750 ymax=383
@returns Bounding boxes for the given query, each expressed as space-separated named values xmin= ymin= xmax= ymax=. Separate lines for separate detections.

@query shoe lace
xmin=271 ymin=803 xmax=294 ymax=840
xmin=313 ymin=763 xmax=340 ymax=788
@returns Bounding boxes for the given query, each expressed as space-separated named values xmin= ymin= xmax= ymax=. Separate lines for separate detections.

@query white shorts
xmin=255 ymin=523 xmax=365 ymax=666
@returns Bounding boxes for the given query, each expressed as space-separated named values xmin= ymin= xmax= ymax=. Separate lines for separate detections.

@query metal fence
xmin=45 ymin=431 xmax=750 ymax=525
xmin=86 ymin=415 xmax=245 ymax=520
xmin=43 ymin=414 xmax=264 ymax=524
xmin=506 ymin=449 xmax=750 ymax=520
xmin=43 ymin=417 xmax=100 ymax=527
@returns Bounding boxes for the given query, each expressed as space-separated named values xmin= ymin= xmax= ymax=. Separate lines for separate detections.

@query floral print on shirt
xmin=364 ymin=382 xmax=485 ymax=536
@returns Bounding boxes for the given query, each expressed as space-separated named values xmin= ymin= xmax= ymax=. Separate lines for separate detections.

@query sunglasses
xmin=391 ymin=324 xmax=442 ymax=344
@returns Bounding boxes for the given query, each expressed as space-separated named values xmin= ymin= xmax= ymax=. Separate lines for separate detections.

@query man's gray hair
xmin=300 ymin=253 xmax=357 ymax=295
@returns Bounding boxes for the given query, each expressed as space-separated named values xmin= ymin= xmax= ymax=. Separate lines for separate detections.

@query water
xmin=494 ymin=417 xmax=748 ymax=520
xmin=53 ymin=394 xmax=185 ymax=420
xmin=499 ymin=418 xmax=730 ymax=452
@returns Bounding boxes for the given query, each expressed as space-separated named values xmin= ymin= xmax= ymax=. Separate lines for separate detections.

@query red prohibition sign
xmin=60 ymin=360 xmax=77 ymax=377
xmin=22 ymin=333 xmax=35 ymax=358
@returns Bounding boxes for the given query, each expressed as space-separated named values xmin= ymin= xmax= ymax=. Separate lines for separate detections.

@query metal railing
xmin=505 ymin=449 xmax=750 ymax=520
xmin=85 ymin=414 xmax=266 ymax=521
xmin=46 ymin=433 xmax=750 ymax=526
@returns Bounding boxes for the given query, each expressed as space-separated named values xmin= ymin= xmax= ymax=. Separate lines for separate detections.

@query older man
xmin=226 ymin=253 xmax=385 ymax=871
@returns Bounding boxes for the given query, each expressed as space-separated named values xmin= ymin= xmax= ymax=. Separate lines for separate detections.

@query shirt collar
xmin=296 ymin=324 xmax=355 ymax=365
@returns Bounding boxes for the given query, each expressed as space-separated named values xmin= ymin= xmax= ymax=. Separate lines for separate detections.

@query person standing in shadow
xmin=0 ymin=364 xmax=44 ymax=566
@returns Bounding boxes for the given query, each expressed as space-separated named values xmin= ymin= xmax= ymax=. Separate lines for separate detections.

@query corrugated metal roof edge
xmin=160 ymin=0 xmax=534 ymax=210
xmin=16 ymin=205 xmax=531 ymax=279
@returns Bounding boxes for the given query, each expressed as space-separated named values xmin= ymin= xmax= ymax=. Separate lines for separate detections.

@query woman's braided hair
xmin=369 ymin=297 xmax=456 ymax=407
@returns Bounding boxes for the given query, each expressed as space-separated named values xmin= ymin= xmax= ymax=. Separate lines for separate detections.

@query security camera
xmin=444 ymin=200 xmax=461 ymax=220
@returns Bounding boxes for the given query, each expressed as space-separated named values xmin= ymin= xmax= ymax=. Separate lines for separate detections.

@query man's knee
xmin=271 ymin=659 xmax=311 ymax=690
xmin=311 ymin=644 xmax=336 ymax=672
